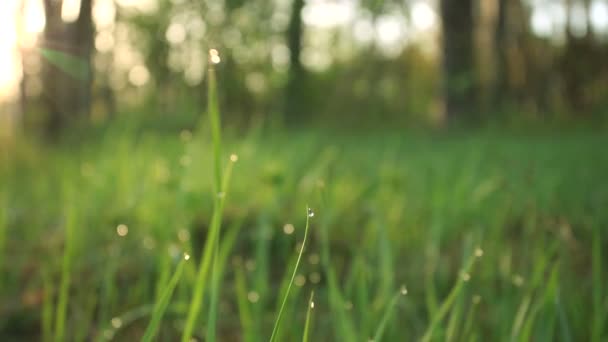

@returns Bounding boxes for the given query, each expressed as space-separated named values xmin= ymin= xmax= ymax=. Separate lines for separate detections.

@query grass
xmin=1 ymin=61 xmax=607 ymax=340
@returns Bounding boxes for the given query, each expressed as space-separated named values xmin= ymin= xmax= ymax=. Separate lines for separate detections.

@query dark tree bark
xmin=440 ymin=0 xmax=475 ymax=122
xmin=41 ymin=0 xmax=93 ymax=138
xmin=284 ymin=0 xmax=305 ymax=124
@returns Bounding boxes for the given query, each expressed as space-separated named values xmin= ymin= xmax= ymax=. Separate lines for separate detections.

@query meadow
xmin=1 ymin=113 xmax=606 ymax=341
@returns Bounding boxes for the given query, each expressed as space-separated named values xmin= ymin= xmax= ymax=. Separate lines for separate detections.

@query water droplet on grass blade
xmin=184 ymin=253 xmax=191 ymax=260
xmin=209 ymin=49 xmax=221 ymax=64
xmin=247 ymin=291 xmax=259 ymax=303
xmin=230 ymin=154 xmax=238 ymax=162
xmin=475 ymin=247 xmax=484 ymax=257
xmin=283 ymin=223 xmax=295 ymax=235
xmin=400 ymin=285 xmax=408 ymax=295
xmin=116 ymin=224 xmax=128 ymax=237
xmin=307 ymin=208 xmax=314 ymax=218
xmin=111 ymin=317 xmax=122 ymax=328
xmin=310 ymin=301 xmax=315 ymax=309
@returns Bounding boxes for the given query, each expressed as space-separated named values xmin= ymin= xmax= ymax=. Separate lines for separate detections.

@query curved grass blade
xmin=269 ymin=206 xmax=312 ymax=342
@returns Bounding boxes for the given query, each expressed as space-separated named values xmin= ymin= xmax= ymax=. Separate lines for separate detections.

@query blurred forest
xmin=1 ymin=0 xmax=608 ymax=139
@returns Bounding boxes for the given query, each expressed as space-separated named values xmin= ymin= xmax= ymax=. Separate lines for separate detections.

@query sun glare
xmin=0 ymin=0 xmax=46 ymax=100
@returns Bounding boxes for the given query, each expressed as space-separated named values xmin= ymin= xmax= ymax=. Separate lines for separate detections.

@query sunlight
xmin=411 ymin=1 xmax=437 ymax=31
xmin=0 ymin=0 xmax=45 ymax=101
xmin=302 ymin=0 xmax=355 ymax=29
xmin=61 ymin=0 xmax=81 ymax=23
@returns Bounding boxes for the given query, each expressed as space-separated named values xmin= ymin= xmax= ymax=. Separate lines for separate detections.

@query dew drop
xmin=247 ymin=291 xmax=259 ymax=303
xmin=230 ymin=154 xmax=238 ymax=162
xmin=462 ymin=272 xmax=471 ymax=282
xmin=309 ymin=272 xmax=321 ymax=284
xmin=474 ymin=247 xmax=484 ymax=257
xmin=294 ymin=274 xmax=306 ymax=287
xmin=184 ymin=253 xmax=191 ymax=260
xmin=111 ymin=317 xmax=122 ymax=329
xmin=307 ymin=208 xmax=314 ymax=218
xmin=283 ymin=223 xmax=295 ymax=235
xmin=310 ymin=301 xmax=315 ymax=309
xmin=116 ymin=224 xmax=128 ymax=237
xmin=209 ymin=49 xmax=221 ymax=64
xmin=400 ymin=285 xmax=408 ymax=295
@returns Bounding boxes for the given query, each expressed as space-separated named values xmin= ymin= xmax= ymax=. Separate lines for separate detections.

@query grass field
xmin=1 ymin=121 xmax=606 ymax=341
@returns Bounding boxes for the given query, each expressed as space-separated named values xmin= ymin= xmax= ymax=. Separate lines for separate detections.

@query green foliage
xmin=39 ymin=48 xmax=90 ymax=81
xmin=0 ymin=125 xmax=606 ymax=340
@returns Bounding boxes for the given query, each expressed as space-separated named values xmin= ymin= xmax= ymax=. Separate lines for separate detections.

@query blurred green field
xmin=1 ymin=125 xmax=607 ymax=341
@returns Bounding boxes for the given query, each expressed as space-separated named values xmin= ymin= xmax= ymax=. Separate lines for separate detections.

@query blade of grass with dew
xmin=302 ymin=291 xmax=315 ymax=342
xmin=206 ymin=219 xmax=243 ymax=342
xmin=268 ymin=206 xmax=312 ymax=342
xmin=142 ymin=254 xmax=190 ymax=342
xmin=54 ymin=199 xmax=77 ymax=342
xmin=461 ymin=296 xmax=481 ymax=341
xmin=181 ymin=51 xmax=233 ymax=342
xmin=421 ymin=251 xmax=478 ymax=342
xmin=372 ymin=286 xmax=407 ymax=342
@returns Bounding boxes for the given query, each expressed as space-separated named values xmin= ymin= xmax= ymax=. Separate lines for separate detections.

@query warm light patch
xmin=62 ymin=0 xmax=82 ymax=23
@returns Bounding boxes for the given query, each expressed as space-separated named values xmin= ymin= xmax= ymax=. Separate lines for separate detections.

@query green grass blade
xmin=302 ymin=291 xmax=315 ymax=342
xmin=421 ymin=251 xmax=479 ymax=342
xmin=235 ymin=264 xmax=254 ymax=342
xmin=142 ymin=255 xmax=189 ymax=342
xmin=269 ymin=206 xmax=312 ymax=342
xmin=181 ymin=51 xmax=232 ymax=342
xmin=54 ymin=201 xmax=77 ymax=342
xmin=373 ymin=286 xmax=407 ymax=342
xmin=206 ymin=220 xmax=243 ymax=342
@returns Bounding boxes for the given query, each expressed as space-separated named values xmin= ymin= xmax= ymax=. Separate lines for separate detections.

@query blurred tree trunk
xmin=561 ymin=0 xmax=596 ymax=113
xmin=41 ymin=0 xmax=93 ymax=138
xmin=284 ymin=0 xmax=305 ymax=125
xmin=440 ymin=0 xmax=475 ymax=122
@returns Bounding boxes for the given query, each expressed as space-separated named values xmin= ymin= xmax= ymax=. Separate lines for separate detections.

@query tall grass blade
xmin=269 ymin=206 xmax=312 ymax=342
xmin=302 ymin=291 xmax=315 ymax=342
xmin=373 ymin=286 xmax=406 ymax=342
xmin=206 ymin=220 xmax=243 ymax=342
xmin=142 ymin=255 xmax=189 ymax=342
xmin=421 ymin=252 xmax=478 ymax=342
xmin=54 ymin=200 xmax=77 ymax=342
xmin=181 ymin=50 xmax=233 ymax=342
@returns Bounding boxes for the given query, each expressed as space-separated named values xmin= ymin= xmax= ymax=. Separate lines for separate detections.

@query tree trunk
xmin=284 ymin=0 xmax=305 ymax=125
xmin=41 ymin=0 xmax=93 ymax=138
xmin=440 ymin=0 xmax=475 ymax=122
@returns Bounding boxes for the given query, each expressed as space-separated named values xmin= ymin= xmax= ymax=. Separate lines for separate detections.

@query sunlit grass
xmin=0 ymin=119 xmax=606 ymax=341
